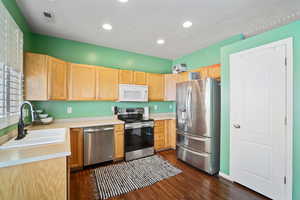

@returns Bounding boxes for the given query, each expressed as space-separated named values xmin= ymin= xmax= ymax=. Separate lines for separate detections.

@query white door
xmin=230 ymin=43 xmax=287 ymax=199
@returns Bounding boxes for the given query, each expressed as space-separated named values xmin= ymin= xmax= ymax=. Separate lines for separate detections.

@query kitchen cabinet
xmin=190 ymin=64 xmax=221 ymax=80
xmin=164 ymin=74 xmax=179 ymax=101
xmin=166 ymin=119 xmax=176 ymax=149
xmin=24 ymin=53 xmax=67 ymax=100
xmin=119 ymin=70 xmax=134 ymax=84
xmin=133 ymin=71 xmax=147 ymax=85
xmin=68 ymin=63 xmax=96 ymax=100
xmin=208 ymin=64 xmax=221 ymax=79
xmin=155 ymin=119 xmax=176 ymax=151
xmin=147 ymin=73 xmax=165 ymax=101
xmin=154 ymin=120 xmax=166 ymax=151
xmin=114 ymin=124 xmax=124 ymax=160
xmin=178 ymin=72 xmax=189 ymax=82
xmin=0 ymin=157 xmax=68 ymax=200
xmin=24 ymin=53 xmax=48 ymax=100
xmin=190 ymin=67 xmax=206 ymax=79
xmin=96 ymin=67 xmax=119 ymax=101
xmin=47 ymin=56 xmax=68 ymax=100
xmin=69 ymin=128 xmax=83 ymax=170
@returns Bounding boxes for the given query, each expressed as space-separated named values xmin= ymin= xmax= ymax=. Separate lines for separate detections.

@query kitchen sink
xmin=0 ymin=128 xmax=66 ymax=150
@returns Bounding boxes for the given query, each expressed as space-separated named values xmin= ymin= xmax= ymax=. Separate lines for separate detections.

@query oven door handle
xmin=125 ymin=125 xmax=143 ymax=129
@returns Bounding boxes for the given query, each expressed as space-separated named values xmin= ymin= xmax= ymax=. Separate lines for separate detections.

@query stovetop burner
xmin=116 ymin=107 xmax=152 ymax=124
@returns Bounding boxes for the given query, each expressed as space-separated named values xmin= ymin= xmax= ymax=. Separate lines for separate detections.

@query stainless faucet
xmin=16 ymin=101 xmax=35 ymax=140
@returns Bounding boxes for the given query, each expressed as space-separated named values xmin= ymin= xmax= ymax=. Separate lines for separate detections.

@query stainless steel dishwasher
xmin=83 ymin=125 xmax=114 ymax=166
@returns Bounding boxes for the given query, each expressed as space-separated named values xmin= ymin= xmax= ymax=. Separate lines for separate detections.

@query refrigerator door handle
xmin=187 ymin=86 xmax=192 ymax=123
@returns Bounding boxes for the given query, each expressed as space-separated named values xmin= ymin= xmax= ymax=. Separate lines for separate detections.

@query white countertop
xmin=0 ymin=128 xmax=71 ymax=168
xmin=0 ymin=113 xmax=176 ymax=168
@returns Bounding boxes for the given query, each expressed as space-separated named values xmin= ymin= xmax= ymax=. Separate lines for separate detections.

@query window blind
xmin=0 ymin=1 xmax=23 ymax=124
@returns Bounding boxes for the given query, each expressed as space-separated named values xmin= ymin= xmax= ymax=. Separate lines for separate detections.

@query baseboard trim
xmin=218 ymin=172 xmax=233 ymax=182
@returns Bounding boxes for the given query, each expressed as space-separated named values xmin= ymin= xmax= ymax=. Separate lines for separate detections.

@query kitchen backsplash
xmin=32 ymin=101 xmax=176 ymax=119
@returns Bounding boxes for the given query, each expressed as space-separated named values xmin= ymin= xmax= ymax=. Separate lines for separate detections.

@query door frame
xmin=229 ymin=37 xmax=293 ymax=200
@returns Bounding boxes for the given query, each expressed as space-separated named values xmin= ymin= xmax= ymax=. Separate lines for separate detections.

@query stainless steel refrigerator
xmin=176 ymin=78 xmax=220 ymax=175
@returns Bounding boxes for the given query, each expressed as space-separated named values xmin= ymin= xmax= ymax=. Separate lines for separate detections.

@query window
xmin=0 ymin=1 xmax=23 ymax=128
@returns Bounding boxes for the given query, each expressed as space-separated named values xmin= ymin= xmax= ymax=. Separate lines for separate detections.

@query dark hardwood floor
xmin=70 ymin=150 xmax=270 ymax=200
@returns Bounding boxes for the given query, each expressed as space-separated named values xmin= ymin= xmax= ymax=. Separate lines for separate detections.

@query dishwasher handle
xmin=84 ymin=126 xmax=114 ymax=133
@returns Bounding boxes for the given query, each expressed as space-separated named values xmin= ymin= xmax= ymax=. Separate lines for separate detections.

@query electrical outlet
xmin=169 ymin=104 xmax=173 ymax=109
xmin=67 ymin=106 xmax=72 ymax=114
xmin=154 ymin=105 xmax=158 ymax=110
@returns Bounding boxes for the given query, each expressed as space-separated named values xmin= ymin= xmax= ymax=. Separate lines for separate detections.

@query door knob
xmin=233 ymin=124 xmax=241 ymax=129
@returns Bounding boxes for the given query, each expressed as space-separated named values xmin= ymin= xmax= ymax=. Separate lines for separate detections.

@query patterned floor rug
xmin=93 ymin=155 xmax=182 ymax=199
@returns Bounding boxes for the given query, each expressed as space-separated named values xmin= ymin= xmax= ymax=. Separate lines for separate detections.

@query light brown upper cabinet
xmin=191 ymin=67 xmax=209 ymax=79
xmin=178 ymin=72 xmax=189 ymax=82
xmin=96 ymin=67 xmax=119 ymax=101
xmin=47 ymin=56 xmax=68 ymax=100
xmin=68 ymin=63 xmax=96 ymax=100
xmin=24 ymin=53 xmax=67 ymax=101
xmin=133 ymin=71 xmax=146 ymax=85
xmin=164 ymin=74 xmax=179 ymax=101
xmin=208 ymin=64 xmax=221 ymax=79
xmin=190 ymin=64 xmax=221 ymax=80
xmin=147 ymin=73 xmax=165 ymax=101
xmin=119 ymin=70 xmax=134 ymax=84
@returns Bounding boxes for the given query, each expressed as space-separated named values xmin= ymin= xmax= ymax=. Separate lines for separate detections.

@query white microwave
xmin=119 ymin=84 xmax=148 ymax=102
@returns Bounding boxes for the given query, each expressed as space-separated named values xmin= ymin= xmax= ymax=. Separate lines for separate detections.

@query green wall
xmin=172 ymin=34 xmax=244 ymax=70
xmin=30 ymin=33 xmax=172 ymax=73
xmin=32 ymin=101 xmax=175 ymax=119
xmin=220 ymin=20 xmax=300 ymax=199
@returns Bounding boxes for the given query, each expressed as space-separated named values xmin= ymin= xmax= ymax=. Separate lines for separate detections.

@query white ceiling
xmin=16 ymin=0 xmax=300 ymax=59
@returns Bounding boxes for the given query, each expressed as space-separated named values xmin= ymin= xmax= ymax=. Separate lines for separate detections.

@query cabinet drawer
xmin=177 ymin=132 xmax=212 ymax=153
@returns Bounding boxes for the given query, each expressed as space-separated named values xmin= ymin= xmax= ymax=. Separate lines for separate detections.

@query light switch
xmin=67 ymin=106 xmax=72 ymax=114
xmin=169 ymin=104 xmax=173 ymax=109
xmin=154 ymin=105 xmax=158 ymax=110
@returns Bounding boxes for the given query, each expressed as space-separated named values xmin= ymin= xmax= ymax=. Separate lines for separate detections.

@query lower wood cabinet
xmin=114 ymin=124 xmax=125 ymax=160
xmin=69 ymin=128 xmax=83 ymax=170
xmin=0 ymin=157 xmax=68 ymax=200
xmin=166 ymin=119 xmax=176 ymax=149
xmin=154 ymin=119 xmax=176 ymax=151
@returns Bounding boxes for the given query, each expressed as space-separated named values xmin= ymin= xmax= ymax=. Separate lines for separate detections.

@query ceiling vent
xmin=42 ymin=10 xmax=55 ymax=23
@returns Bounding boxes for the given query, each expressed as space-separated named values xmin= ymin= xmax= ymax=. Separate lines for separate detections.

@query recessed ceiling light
xmin=102 ymin=23 xmax=112 ymax=31
xmin=118 ymin=0 xmax=128 ymax=3
xmin=157 ymin=39 xmax=165 ymax=45
xmin=183 ymin=21 xmax=193 ymax=28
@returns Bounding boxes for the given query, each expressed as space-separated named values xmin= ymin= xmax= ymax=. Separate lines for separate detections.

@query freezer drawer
xmin=177 ymin=131 xmax=211 ymax=153
xmin=176 ymin=145 xmax=219 ymax=175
